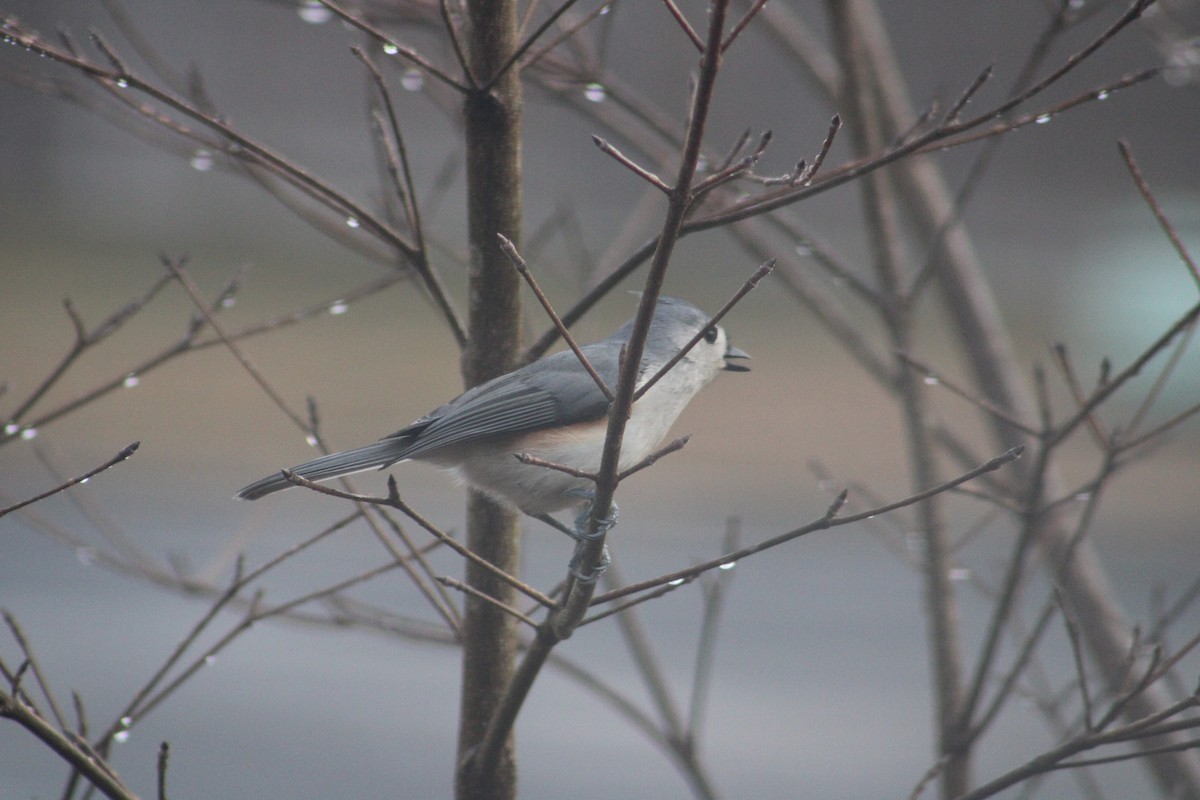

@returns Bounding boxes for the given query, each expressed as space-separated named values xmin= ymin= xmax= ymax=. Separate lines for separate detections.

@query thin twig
xmin=1050 ymin=299 xmax=1200 ymax=448
xmin=437 ymin=577 xmax=538 ymax=627
xmin=686 ymin=518 xmax=739 ymax=743
xmin=1122 ymin=322 xmax=1197 ymax=443
xmin=315 ymin=0 xmax=467 ymax=91
xmin=1057 ymin=589 xmax=1095 ymax=730
xmin=659 ymin=0 xmax=704 ymax=51
xmin=0 ymin=442 xmax=139 ymax=519
xmin=1 ymin=275 xmax=173 ymax=436
xmin=3 ymin=21 xmax=417 ymax=258
xmin=592 ymin=135 xmax=672 ymax=193
xmin=945 ymin=64 xmax=994 ymax=123
xmin=634 ymin=259 xmax=773 ymax=401
xmin=797 ymin=113 xmax=842 ymax=185
xmin=1118 ymin=141 xmax=1200 ymax=288
xmin=351 ymin=46 xmax=466 ymax=347
xmin=0 ymin=690 xmax=136 ymax=800
xmin=693 ymin=130 xmax=771 ymax=197
xmin=156 ymin=741 xmax=170 ymax=800
xmin=897 ymin=352 xmax=1038 ymax=438
xmin=721 ymin=0 xmax=770 ymax=52
xmin=439 ymin=0 xmax=477 ymax=88
xmin=1050 ymin=342 xmax=1109 ymax=447
xmin=595 ymin=447 xmax=1023 ymax=605
xmin=594 ymin=559 xmax=686 ymax=740
xmin=282 ymin=472 xmax=556 ymax=609
xmin=512 ymin=452 xmax=596 ymax=480
xmin=478 ymin=0 xmax=587 ymax=93
xmin=579 ymin=575 xmax=692 ymax=625
xmin=617 ymin=436 xmax=690 ymax=481
xmin=165 ymin=258 xmax=311 ymax=433
xmin=1 ymin=612 xmax=69 ymax=731
xmin=498 ymin=233 xmax=613 ymax=400
xmin=519 ymin=2 xmax=617 ymax=75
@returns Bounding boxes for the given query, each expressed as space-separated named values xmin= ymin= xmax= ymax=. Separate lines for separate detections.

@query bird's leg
xmin=565 ymin=490 xmax=617 ymax=583
xmin=533 ymin=513 xmax=576 ymax=538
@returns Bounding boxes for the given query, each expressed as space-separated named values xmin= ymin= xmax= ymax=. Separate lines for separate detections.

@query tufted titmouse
xmin=237 ymin=297 xmax=748 ymax=515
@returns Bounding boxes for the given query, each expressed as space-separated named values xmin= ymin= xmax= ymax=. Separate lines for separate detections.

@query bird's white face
xmin=622 ymin=322 xmax=743 ymax=464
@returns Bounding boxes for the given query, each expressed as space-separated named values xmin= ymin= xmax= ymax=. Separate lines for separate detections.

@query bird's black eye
xmin=703 ymin=327 xmax=719 ymax=344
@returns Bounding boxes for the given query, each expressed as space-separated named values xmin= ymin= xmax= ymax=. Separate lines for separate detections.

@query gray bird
xmin=237 ymin=297 xmax=748 ymax=516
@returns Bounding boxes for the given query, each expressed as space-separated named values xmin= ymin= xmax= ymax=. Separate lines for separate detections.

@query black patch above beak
xmin=724 ymin=344 xmax=751 ymax=372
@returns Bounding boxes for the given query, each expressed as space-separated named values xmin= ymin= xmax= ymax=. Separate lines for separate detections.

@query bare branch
xmin=896 ymin=352 xmax=1039 ymax=438
xmin=634 ymin=259 xmax=773 ymax=400
xmin=721 ymin=0 xmax=770 ymax=53
xmin=617 ymin=435 xmax=690 ymax=481
xmin=693 ymin=130 xmax=771 ymax=197
xmin=1118 ymin=139 xmax=1200 ymax=288
xmin=439 ymin=0 xmax=477 ymax=88
xmin=166 ymin=257 xmax=311 ymax=434
xmin=659 ymin=0 xmax=704 ymax=51
xmin=797 ymin=113 xmax=842 ymax=185
xmin=352 ymin=46 xmax=466 ymax=347
xmin=0 ymin=442 xmax=139 ymax=519
xmin=2 ymin=612 xmax=69 ymax=730
xmin=478 ymin=0 xmax=588 ymax=92
xmin=592 ymin=135 xmax=672 ymax=193
xmin=157 ymin=741 xmax=170 ymax=800
xmin=512 ymin=452 xmax=596 ymax=481
xmin=281 ymin=472 xmax=556 ymax=610
xmin=686 ymin=518 xmax=740 ymax=744
xmin=0 ymin=689 xmax=137 ymax=800
xmin=1057 ymin=589 xmax=1096 ymax=731
xmin=498 ymin=233 xmax=613 ymax=400
xmin=945 ymin=64 xmax=994 ymax=123
xmin=315 ymin=0 xmax=468 ymax=91
xmin=437 ymin=577 xmax=538 ymax=628
xmin=594 ymin=447 xmax=1022 ymax=605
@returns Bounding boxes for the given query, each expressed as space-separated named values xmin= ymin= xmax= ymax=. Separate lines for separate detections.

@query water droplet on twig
xmin=190 ymin=149 xmax=215 ymax=171
xmin=401 ymin=68 xmax=425 ymax=91
xmin=297 ymin=0 xmax=332 ymax=24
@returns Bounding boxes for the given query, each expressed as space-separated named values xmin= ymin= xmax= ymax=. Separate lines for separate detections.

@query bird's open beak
xmin=723 ymin=345 xmax=751 ymax=372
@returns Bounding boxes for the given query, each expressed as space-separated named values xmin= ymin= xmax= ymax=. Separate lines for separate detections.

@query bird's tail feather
xmin=237 ymin=439 xmax=411 ymax=500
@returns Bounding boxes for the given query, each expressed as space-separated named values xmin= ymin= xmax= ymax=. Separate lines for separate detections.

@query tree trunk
xmin=455 ymin=3 xmax=524 ymax=799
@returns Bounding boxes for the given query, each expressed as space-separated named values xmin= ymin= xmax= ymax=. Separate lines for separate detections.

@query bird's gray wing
xmin=383 ymin=347 xmax=616 ymax=462
xmin=237 ymin=350 xmax=613 ymax=500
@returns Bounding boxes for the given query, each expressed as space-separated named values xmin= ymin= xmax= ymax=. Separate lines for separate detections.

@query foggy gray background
xmin=2 ymin=1 xmax=1199 ymax=798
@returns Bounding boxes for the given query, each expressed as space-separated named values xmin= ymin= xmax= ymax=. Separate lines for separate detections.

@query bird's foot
xmin=567 ymin=489 xmax=619 ymax=542
xmin=567 ymin=542 xmax=611 ymax=584
xmin=566 ymin=489 xmax=617 ymax=583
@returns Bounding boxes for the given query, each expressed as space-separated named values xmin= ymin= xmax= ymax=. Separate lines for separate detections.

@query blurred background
xmin=2 ymin=1 xmax=1200 ymax=798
